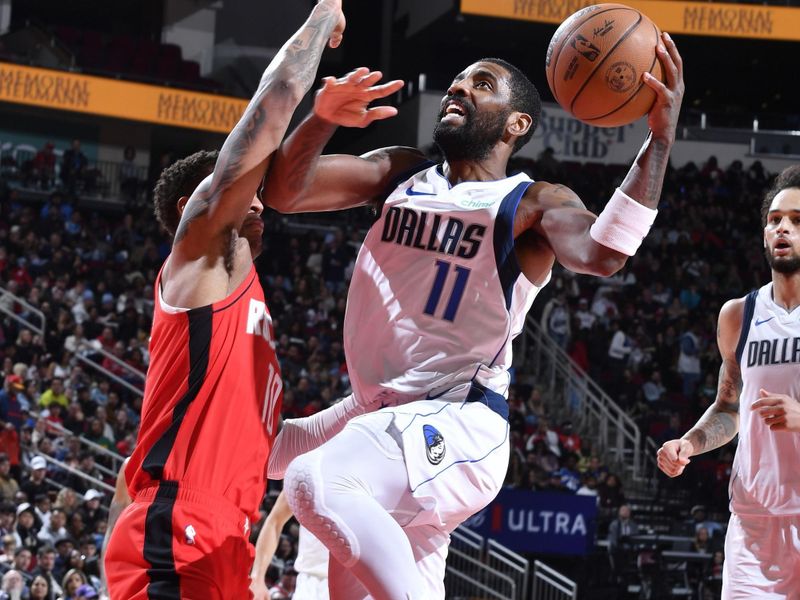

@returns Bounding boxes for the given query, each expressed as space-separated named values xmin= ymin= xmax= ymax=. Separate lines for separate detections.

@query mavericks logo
xmin=423 ymin=424 xmax=446 ymax=465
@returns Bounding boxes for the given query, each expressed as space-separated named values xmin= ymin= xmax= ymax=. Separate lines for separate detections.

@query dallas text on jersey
xmin=381 ymin=207 xmax=486 ymax=259
xmin=746 ymin=337 xmax=800 ymax=368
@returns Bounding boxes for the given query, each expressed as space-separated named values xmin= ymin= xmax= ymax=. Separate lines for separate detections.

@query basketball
xmin=545 ymin=3 xmax=664 ymax=127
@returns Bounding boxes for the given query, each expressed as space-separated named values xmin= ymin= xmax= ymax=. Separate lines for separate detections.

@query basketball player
xmin=102 ymin=3 xmax=354 ymax=598
xmin=264 ymin=33 xmax=685 ymax=598
xmin=658 ymin=165 xmax=800 ymax=599
xmin=250 ymin=490 xmax=335 ymax=600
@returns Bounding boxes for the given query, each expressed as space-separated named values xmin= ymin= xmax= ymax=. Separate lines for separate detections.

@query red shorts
xmin=105 ymin=482 xmax=254 ymax=600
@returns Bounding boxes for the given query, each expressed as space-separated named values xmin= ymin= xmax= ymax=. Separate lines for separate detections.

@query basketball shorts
xmin=104 ymin=481 xmax=254 ymax=600
xmin=347 ymin=393 xmax=510 ymax=533
xmin=293 ymin=572 xmax=329 ymax=600
xmin=723 ymin=513 xmax=800 ymax=599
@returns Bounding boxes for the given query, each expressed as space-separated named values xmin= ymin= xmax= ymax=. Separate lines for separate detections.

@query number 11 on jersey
xmin=424 ymin=260 xmax=471 ymax=322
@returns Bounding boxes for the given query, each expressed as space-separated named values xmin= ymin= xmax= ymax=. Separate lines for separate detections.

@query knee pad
xmin=284 ymin=453 xmax=359 ymax=567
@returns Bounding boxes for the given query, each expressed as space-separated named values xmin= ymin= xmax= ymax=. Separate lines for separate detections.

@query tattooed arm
xmin=172 ymin=0 xmax=344 ymax=258
xmin=517 ymin=33 xmax=684 ymax=279
xmin=657 ymin=299 xmax=743 ymax=478
xmin=264 ymin=68 xmax=426 ymax=213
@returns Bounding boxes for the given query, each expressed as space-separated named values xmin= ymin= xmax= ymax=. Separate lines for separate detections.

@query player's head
xmin=762 ymin=164 xmax=800 ymax=274
xmin=153 ymin=150 xmax=218 ymax=236
xmin=153 ymin=150 xmax=265 ymax=257
xmin=433 ymin=58 xmax=541 ymax=162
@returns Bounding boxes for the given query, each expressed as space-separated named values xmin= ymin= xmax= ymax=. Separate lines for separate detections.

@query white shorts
xmin=723 ymin=513 xmax=800 ymax=599
xmin=347 ymin=397 xmax=510 ymax=532
xmin=293 ymin=572 xmax=329 ymax=600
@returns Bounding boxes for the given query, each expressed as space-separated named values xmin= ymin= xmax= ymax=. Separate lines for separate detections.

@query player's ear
xmin=508 ymin=111 xmax=532 ymax=142
xmin=176 ymin=195 xmax=190 ymax=217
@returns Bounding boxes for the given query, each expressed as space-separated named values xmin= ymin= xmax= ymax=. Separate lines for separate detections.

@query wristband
xmin=589 ymin=187 xmax=658 ymax=256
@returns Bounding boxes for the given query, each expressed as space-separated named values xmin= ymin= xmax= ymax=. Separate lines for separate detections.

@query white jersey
xmin=731 ymin=283 xmax=800 ymax=516
xmin=293 ymin=526 xmax=329 ymax=579
xmin=344 ymin=164 xmax=548 ymax=407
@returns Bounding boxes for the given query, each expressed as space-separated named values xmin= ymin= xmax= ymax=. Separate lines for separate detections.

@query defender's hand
xmin=314 ymin=67 xmax=404 ymax=128
xmin=656 ymin=438 xmax=693 ymax=478
xmin=643 ymin=32 xmax=684 ymax=144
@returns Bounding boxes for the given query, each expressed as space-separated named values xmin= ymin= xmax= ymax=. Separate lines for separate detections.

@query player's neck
xmin=441 ymin=157 xmax=509 ymax=185
xmin=771 ymin=271 xmax=800 ymax=312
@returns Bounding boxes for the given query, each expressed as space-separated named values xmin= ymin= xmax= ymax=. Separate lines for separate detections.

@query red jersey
xmin=126 ymin=264 xmax=283 ymax=522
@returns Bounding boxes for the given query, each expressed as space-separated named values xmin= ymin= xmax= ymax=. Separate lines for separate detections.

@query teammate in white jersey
xmin=657 ymin=165 xmax=800 ymax=599
xmin=265 ymin=38 xmax=684 ymax=599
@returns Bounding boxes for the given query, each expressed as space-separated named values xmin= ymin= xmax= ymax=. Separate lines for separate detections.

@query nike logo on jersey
xmin=755 ymin=317 xmax=775 ymax=326
xmin=381 ymin=207 xmax=485 ymax=259
xmin=406 ymin=186 xmax=436 ymax=196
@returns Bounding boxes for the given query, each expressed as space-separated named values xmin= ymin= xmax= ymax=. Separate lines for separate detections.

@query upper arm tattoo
xmin=549 ymin=184 xmax=585 ymax=209
xmin=174 ymin=5 xmax=339 ymax=243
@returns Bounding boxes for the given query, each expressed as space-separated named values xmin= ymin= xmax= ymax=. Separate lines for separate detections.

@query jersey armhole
xmin=735 ymin=290 xmax=758 ymax=365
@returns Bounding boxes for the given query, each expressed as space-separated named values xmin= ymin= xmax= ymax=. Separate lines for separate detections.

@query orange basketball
xmin=545 ymin=3 xmax=663 ymax=127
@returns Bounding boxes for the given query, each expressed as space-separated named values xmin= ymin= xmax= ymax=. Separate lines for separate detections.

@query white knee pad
xmin=284 ymin=453 xmax=360 ymax=568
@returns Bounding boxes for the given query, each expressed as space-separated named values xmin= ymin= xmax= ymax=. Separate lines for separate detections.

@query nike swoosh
xmin=406 ymin=186 xmax=436 ymax=197
xmin=755 ymin=317 xmax=775 ymax=326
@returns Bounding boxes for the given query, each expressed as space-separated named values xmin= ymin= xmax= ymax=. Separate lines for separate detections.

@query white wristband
xmin=589 ymin=188 xmax=657 ymax=256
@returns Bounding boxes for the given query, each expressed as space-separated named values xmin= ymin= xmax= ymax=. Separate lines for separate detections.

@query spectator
xmin=33 ymin=494 xmax=52 ymax=529
xmin=641 ymin=369 xmax=666 ymax=406
xmin=687 ymin=505 xmax=724 ymax=539
xmin=119 ymin=146 xmax=142 ymax=205
xmin=573 ymin=297 xmax=596 ymax=331
xmin=0 ymin=376 xmax=27 ymax=430
xmin=525 ymin=417 xmax=561 ymax=457
xmin=13 ymin=502 xmax=41 ymax=553
xmin=38 ymin=508 xmax=67 ymax=548
xmin=0 ymin=504 xmax=15 ymax=536
xmin=53 ymin=536 xmax=75 ymax=582
xmin=29 ymin=574 xmax=53 ymax=600
xmin=11 ymin=547 xmax=32 ymax=580
xmin=78 ymin=491 xmax=103 ymax=532
xmin=21 ymin=456 xmax=50 ymax=502
xmin=60 ymin=568 xmax=88 ymax=600
xmin=558 ymin=421 xmax=582 ymax=455
xmin=0 ymin=569 xmax=26 ymax=600
xmin=540 ymin=291 xmax=571 ymax=350
xmin=38 ymin=379 xmax=69 ymax=410
xmin=555 ymin=453 xmax=581 ymax=492
xmin=30 ymin=142 xmax=57 ymax=190
xmin=598 ymin=473 xmax=626 ymax=511
xmin=60 ymin=140 xmax=88 ymax=194
xmin=576 ymin=474 xmax=599 ymax=499
xmin=0 ymin=454 xmax=19 ymax=501
xmin=268 ymin=560 xmax=297 ymax=599
xmin=31 ymin=544 xmax=62 ymax=597
xmin=607 ymin=504 xmax=641 ymax=579
xmin=677 ymin=320 xmax=703 ymax=398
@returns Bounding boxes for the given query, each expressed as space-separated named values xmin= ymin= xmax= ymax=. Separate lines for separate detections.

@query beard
xmin=241 ymin=217 xmax=264 ymax=259
xmin=765 ymin=246 xmax=800 ymax=274
xmin=433 ymin=99 xmax=510 ymax=162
